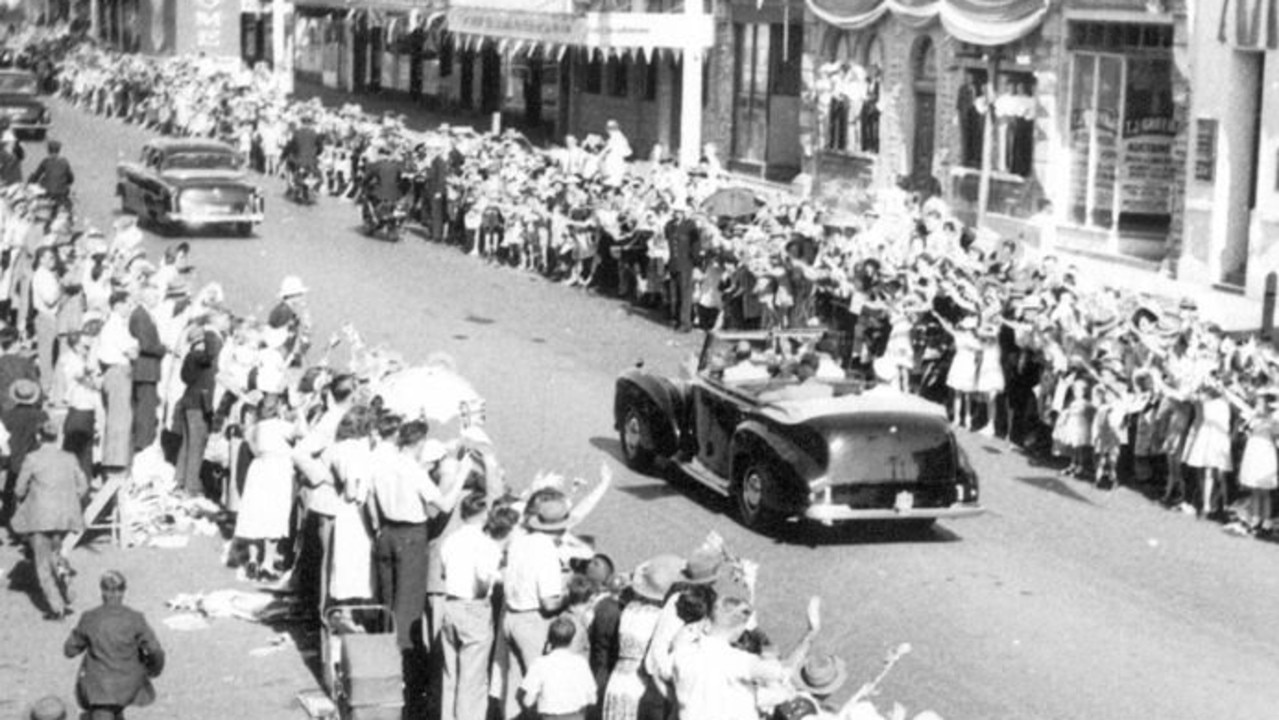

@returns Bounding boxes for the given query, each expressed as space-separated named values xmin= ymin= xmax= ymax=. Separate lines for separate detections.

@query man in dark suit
xmin=174 ymin=313 xmax=226 ymax=498
xmin=64 ymin=571 xmax=165 ymax=720
xmin=282 ymin=114 xmax=323 ymax=178
xmin=664 ymin=202 xmax=702 ymax=333
xmin=27 ymin=139 xmax=74 ymax=227
xmin=1 ymin=378 xmax=47 ymax=527
xmin=128 ymin=284 xmax=164 ymax=452
xmin=423 ymin=142 xmax=450 ymax=243
xmin=0 ymin=324 xmax=38 ymax=414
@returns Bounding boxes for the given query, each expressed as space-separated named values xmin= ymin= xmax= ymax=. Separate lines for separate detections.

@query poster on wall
xmin=1118 ymin=57 xmax=1177 ymax=216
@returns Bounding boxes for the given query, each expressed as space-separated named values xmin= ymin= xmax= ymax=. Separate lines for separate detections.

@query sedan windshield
xmin=163 ymin=152 xmax=238 ymax=172
xmin=0 ymin=73 xmax=36 ymax=95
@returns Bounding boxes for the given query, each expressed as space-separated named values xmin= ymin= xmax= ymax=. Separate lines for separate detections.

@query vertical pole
xmin=976 ymin=55 xmax=998 ymax=228
xmin=90 ymin=0 xmax=100 ymax=40
xmin=273 ymin=0 xmax=293 ymax=95
xmin=677 ymin=0 xmax=704 ymax=168
xmin=1264 ymin=271 xmax=1277 ymax=344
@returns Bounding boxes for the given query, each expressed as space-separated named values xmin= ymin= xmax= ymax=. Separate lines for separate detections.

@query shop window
xmin=607 ymin=56 xmax=628 ymax=98
xmin=585 ymin=51 xmax=603 ymax=94
xmin=1068 ymin=48 xmax=1175 ymax=235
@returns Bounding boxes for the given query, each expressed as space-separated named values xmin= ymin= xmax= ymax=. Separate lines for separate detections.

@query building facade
xmin=804 ymin=0 xmax=1191 ymax=277
xmin=1181 ymin=0 xmax=1279 ymax=296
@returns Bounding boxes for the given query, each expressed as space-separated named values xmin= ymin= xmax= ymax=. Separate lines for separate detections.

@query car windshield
xmin=162 ymin=152 xmax=238 ymax=172
xmin=701 ymin=330 xmax=850 ymax=381
xmin=0 ymin=74 xmax=36 ymax=95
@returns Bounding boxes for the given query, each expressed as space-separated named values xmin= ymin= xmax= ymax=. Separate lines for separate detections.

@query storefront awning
xmin=807 ymin=0 xmax=1050 ymax=46
xmin=1219 ymin=0 xmax=1279 ymax=50
xmin=446 ymin=6 xmax=715 ymax=52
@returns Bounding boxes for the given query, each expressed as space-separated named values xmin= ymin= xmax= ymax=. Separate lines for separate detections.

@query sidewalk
xmin=290 ymin=81 xmax=1268 ymax=334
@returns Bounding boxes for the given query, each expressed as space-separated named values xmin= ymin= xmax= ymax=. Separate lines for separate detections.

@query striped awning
xmin=807 ymin=0 xmax=1049 ymax=46
xmin=1220 ymin=0 xmax=1279 ymax=50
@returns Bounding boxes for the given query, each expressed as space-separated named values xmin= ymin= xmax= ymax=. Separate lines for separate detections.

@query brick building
xmin=803 ymin=0 xmax=1190 ymax=276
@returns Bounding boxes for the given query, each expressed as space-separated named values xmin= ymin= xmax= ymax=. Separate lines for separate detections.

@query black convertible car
xmin=613 ymin=329 xmax=983 ymax=533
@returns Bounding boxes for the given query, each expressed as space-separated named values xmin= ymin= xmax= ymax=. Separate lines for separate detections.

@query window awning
xmin=1219 ymin=0 xmax=1279 ymax=50
xmin=807 ymin=0 xmax=1050 ymax=46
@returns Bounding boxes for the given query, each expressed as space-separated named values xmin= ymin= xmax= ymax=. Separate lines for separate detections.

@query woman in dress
xmin=941 ymin=314 xmax=980 ymax=430
xmin=973 ymin=316 xmax=1005 ymax=437
xmin=602 ymin=556 xmax=680 ymax=720
xmin=326 ymin=405 xmax=376 ymax=603
xmin=233 ymin=394 xmax=298 ymax=580
xmin=1225 ymin=387 xmax=1278 ymax=534
xmin=1181 ymin=378 xmax=1233 ymax=519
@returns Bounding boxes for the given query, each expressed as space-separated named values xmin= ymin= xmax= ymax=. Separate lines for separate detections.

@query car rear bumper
xmin=804 ymin=502 xmax=984 ymax=524
xmin=168 ymin=211 xmax=264 ymax=225
xmin=11 ymin=121 xmax=49 ymax=133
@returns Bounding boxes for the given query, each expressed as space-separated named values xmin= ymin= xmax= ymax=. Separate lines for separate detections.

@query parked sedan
xmin=612 ymin=329 xmax=983 ymax=533
xmin=117 ymin=139 xmax=265 ymax=236
xmin=0 ymin=69 xmax=50 ymax=139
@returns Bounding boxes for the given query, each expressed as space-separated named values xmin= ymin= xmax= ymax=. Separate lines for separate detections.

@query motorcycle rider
xmin=282 ymin=113 xmax=323 ymax=200
xmin=362 ymin=143 xmax=407 ymax=227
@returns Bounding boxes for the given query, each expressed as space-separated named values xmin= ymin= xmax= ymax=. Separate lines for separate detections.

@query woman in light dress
xmin=326 ymin=406 xmax=376 ymax=602
xmin=602 ymin=556 xmax=679 ymax=720
xmin=1181 ymin=379 xmax=1233 ymax=519
xmin=233 ymin=394 xmax=299 ymax=580
xmin=1225 ymin=386 xmax=1278 ymax=534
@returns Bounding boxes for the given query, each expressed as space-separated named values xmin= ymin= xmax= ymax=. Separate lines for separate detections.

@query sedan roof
xmin=146 ymin=138 xmax=237 ymax=155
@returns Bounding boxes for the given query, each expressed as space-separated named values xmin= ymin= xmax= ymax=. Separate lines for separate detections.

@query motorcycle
xmin=362 ymin=196 xmax=409 ymax=242
xmin=286 ymin=166 xmax=322 ymax=205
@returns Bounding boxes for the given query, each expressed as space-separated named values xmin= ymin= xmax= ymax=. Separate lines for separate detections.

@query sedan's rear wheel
xmin=619 ymin=404 xmax=655 ymax=472
xmin=735 ymin=462 xmax=782 ymax=532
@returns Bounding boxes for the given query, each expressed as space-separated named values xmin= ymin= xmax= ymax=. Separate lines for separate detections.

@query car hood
xmin=759 ymin=386 xmax=948 ymax=425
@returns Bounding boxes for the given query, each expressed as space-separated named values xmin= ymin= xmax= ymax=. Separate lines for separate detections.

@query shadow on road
xmin=1013 ymin=475 xmax=1094 ymax=504
xmin=4 ymin=555 xmax=46 ymax=614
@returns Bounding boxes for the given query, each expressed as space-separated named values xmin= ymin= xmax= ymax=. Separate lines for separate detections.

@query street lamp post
xmin=273 ymin=0 xmax=293 ymax=95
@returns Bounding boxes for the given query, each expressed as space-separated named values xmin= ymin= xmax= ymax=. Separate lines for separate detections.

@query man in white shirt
xmin=672 ymin=597 xmax=790 ymax=720
xmin=30 ymin=246 xmax=60 ymax=392
xmin=439 ymin=494 xmax=518 ymax=720
xmin=722 ymin=341 xmax=770 ymax=384
xmin=518 ymin=617 xmax=597 ymax=720
xmin=502 ymin=492 xmax=571 ymax=720
xmin=369 ymin=419 xmax=464 ymax=717
xmin=97 ymin=290 xmax=139 ymax=475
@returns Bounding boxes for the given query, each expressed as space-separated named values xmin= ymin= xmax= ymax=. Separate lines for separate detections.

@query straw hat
xmin=526 ymin=491 xmax=573 ymax=532
xmin=630 ymin=554 xmax=684 ymax=602
xmin=278 ymin=275 xmax=308 ymax=298
xmin=792 ymin=654 xmax=848 ymax=696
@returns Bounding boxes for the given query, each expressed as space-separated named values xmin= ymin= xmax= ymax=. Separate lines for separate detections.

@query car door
xmin=692 ymin=378 xmax=746 ymax=482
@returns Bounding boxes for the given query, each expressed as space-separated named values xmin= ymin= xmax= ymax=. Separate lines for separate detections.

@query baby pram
xmin=322 ymin=604 xmax=402 ymax=720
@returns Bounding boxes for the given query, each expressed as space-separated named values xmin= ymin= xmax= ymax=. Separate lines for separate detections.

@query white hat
xmin=278 ymin=275 xmax=308 ymax=298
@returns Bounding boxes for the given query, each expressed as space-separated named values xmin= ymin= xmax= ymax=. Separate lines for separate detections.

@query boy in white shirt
xmin=518 ymin=617 xmax=597 ymax=720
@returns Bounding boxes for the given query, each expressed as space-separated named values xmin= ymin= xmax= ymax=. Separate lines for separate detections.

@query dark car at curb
xmin=612 ymin=329 xmax=983 ymax=534
xmin=116 ymin=138 xmax=265 ymax=237
xmin=0 ymin=69 xmax=50 ymax=139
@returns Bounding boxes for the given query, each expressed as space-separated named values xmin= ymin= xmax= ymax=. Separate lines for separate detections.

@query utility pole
xmin=976 ymin=54 xmax=999 ymax=228
xmin=89 ymin=0 xmax=99 ymax=39
xmin=273 ymin=0 xmax=293 ymax=95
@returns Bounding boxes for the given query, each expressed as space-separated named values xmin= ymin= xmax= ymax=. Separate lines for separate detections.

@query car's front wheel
xmin=619 ymin=403 xmax=655 ymax=472
xmin=735 ymin=461 xmax=783 ymax=532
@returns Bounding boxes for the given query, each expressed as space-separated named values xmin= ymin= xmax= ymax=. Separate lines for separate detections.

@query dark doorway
xmin=910 ymin=36 xmax=937 ymax=186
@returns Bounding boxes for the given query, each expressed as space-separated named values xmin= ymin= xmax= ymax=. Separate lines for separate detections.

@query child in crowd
xmin=519 ymin=616 xmax=598 ymax=720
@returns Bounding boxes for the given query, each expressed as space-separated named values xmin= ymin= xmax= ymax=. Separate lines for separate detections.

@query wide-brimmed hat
xmin=630 ymin=554 xmax=684 ymax=602
xmin=792 ymin=654 xmax=848 ymax=696
xmin=681 ymin=548 xmax=726 ymax=584
xmin=527 ymin=492 xmax=573 ymax=532
xmin=9 ymin=378 xmax=40 ymax=406
xmin=165 ymin=278 xmax=191 ymax=299
xmin=28 ymin=695 xmax=67 ymax=720
xmin=278 ymin=275 xmax=308 ymax=298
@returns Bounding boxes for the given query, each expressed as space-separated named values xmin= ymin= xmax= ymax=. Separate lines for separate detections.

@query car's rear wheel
xmin=619 ymin=403 xmax=655 ymax=472
xmin=735 ymin=461 xmax=782 ymax=532
xmin=235 ymin=222 xmax=253 ymax=237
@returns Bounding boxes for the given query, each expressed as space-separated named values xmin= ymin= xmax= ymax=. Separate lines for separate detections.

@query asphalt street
xmin=3 ymin=98 xmax=1279 ymax=720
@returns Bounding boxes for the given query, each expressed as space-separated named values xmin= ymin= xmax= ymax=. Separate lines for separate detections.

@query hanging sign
xmin=446 ymin=8 xmax=714 ymax=50
xmin=175 ymin=0 xmax=243 ymax=58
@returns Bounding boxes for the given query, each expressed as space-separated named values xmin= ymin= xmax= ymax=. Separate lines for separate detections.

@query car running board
xmin=673 ymin=457 xmax=731 ymax=496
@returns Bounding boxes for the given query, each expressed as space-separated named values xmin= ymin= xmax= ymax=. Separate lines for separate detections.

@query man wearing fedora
xmin=2 ymin=377 xmax=47 ymax=527
xmin=502 ymin=491 xmax=572 ymax=720
xmin=10 ymin=417 xmax=87 ymax=619
xmin=268 ymin=275 xmax=311 ymax=367
xmin=174 ymin=311 xmax=227 ymax=498
xmin=64 ymin=571 xmax=165 ymax=720
xmin=664 ymin=201 xmax=701 ymax=333
xmin=0 ymin=325 xmax=38 ymax=414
